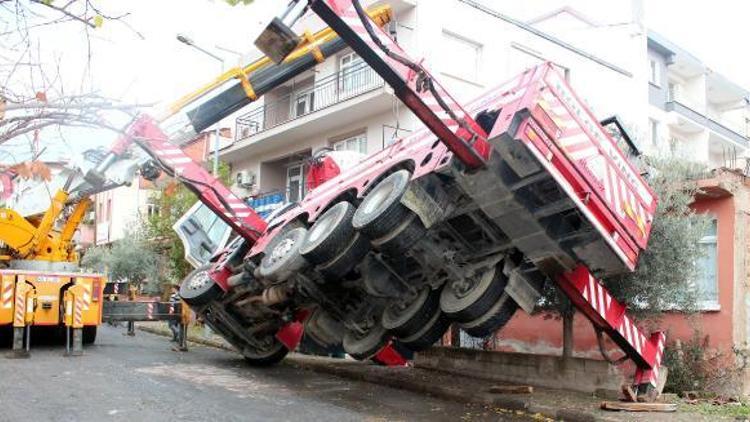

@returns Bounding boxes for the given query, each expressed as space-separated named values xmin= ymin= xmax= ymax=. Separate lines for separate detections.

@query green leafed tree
xmin=140 ymin=162 xmax=233 ymax=293
xmin=603 ymin=157 xmax=711 ymax=317
xmin=80 ymin=232 xmax=160 ymax=293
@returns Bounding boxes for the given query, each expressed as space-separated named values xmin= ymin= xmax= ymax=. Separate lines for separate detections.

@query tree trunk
xmin=562 ymin=310 xmax=574 ymax=360
xmin=560 ymin=294 xmax=574 ymax=367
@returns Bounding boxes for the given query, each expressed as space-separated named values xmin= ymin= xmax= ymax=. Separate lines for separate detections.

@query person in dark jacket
xmin=168 ymin=284 xmax=181 ymax=343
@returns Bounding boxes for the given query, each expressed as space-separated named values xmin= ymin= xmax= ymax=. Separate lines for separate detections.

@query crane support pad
xmin=102 ymin=301 xmax=183 ymax=322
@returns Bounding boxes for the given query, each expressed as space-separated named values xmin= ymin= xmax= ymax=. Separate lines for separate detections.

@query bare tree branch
xmin=0 ymin=0 xmax=142 ymax=152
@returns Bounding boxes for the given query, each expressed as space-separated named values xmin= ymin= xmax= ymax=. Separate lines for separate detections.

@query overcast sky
xmin=1 ymin=0 xmax=748 ymax=163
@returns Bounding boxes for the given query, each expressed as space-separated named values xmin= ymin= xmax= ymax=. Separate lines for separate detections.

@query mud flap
xmin=275 ymin=309 xmax=311 ymax=351
xmin=502 ymin=261 xmax=542 ymax=314
xmin=399 ymin=176 xmax=451 ymax=230
xmin=372 ymin=342 xmax=408 ymax=366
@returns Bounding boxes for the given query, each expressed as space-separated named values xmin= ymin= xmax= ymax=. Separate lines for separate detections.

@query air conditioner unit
xmin=236 ymin=170 xmax=256 ymax=188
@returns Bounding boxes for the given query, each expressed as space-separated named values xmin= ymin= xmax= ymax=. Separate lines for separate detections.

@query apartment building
xmin=220 ymin=0 xmax=646 ymax=212
xmin=646 ymin=31 xmax=749 ymax=167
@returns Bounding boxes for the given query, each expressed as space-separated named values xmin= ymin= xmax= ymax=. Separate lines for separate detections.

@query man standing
xmin=168 ymin=284 xmax=181 ymax=343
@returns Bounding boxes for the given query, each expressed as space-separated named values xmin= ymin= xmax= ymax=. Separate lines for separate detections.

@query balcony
xmin=235 ymin=63 xmax=384 ymax=142
xmin=665 ymin=100 xmax=749 ymax=149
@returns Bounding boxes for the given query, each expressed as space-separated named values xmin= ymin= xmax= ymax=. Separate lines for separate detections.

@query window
xmin=649 ymin=118 xmax=659 ymax=147
xmin=649 ymin=58 xmax=660 ymax=86
xmin=146 ymin=203 xmax=159 ymax=218
xmin=292 ymin=88 xmax=314 ymax=118
xmin=333 ymin=133 xmax=367 ymax=154
xmin=696 ymin=220 xmax=718 ymax=307
xmin=440 ymin=31 xmax=481 ymax=82
xmin=339 ymin=52 xmax=366 ymax=96
xmin=286 ymin=164 xmax=305 ymax=203
xmin=106 ymin=198 xmax=112 ymax=221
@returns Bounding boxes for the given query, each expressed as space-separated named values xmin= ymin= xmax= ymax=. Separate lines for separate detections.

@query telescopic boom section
xmin=116 ymin=115 xmax=267 ymax=242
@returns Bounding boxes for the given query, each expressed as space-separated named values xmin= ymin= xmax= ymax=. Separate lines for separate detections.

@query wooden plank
xmin=488 ymin=385 xmax=534 ymax=394
xmin=600 ymin=401 xmax=677 ymax=412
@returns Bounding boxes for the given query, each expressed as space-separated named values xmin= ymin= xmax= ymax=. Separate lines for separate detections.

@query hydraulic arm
xmin=0 ymin=174 xmax=88 ymax=263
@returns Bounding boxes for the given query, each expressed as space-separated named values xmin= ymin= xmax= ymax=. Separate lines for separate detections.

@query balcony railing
xmin=665 ymin=100 xmax=749 ymax=148
xmin=235 ymin=62 xmax=384 ymax=141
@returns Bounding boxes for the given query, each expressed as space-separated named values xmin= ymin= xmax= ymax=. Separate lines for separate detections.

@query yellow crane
xmin=0 ymin=174 xmax=103 ymax=350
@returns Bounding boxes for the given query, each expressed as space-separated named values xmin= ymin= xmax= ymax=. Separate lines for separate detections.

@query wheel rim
xmin=383 ymin=288 xmax=429 ymax=329
xmin=362 ymin=182 xmax=393 ymax=215
xmin=440 ymin=266 xmax=499 ymax=315
xmin=245 ymin=337 xmax=286 ymax=359
xmin=187 ymin=270 xmax=210 ymax=292
xmin=306 ymin=216 xmax=331 ymax=244
xmin=269 ymin=237 xmax=295 ymax=265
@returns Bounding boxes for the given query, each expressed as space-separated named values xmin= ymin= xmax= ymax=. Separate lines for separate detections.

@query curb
xmin=136 ymin=326 xmax=614 ymax=421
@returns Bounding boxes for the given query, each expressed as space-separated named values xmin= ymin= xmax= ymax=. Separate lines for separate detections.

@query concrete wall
xmin=416 ymin=347 xmax=625 ymax=397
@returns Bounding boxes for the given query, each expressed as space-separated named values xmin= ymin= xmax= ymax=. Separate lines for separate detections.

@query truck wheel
xmin=305 ymin=308 xmax=345 ymax=347
xmin=440 ymin=266 xmax=507 ymax=323
xmin=243 ymin=338 xmax=289 ymax=366
xmin=372 ymin=213 xmax=425 ymax=256
xmin=82 ymin=326 xmax=97 ymax=344
xmin=400 ymin=306 xmax=451 ymax=352
xmin=180 ymin=264 xmax=222 ymax=306
xmin=259 ymin=227 xmax=309 ymax=283
xmin=352 ymin=170 xmax=412 ymax=239
xmin=299 ymin=202 xmax=357 ymax=265
xmin=343 ymin=324 xmax=389 ymax=360
xmin=317 ymin=233 xmax=370 ymax=280
xmin=459 ymin=292 xmax=519 ymax=338
xmin=382 ymin=287 xmax=439 ymax=338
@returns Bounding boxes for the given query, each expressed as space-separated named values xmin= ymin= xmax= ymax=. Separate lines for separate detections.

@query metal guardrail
xmin=235 ymin=62 xmax=383 ymax=141
xmin=102 ymin=301 xmax=183 ymax=322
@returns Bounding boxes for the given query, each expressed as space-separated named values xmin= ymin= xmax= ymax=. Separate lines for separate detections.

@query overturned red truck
xmin=87 ymin=0 xmax=665 ymax=400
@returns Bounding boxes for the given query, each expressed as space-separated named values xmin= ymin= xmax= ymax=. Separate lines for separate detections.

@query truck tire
xmin=343 ymin=324 xmax=389 ymax=360
xmin=180 ymin=264 xmax=222 ymax=306
xmin=242 ymin=339 xmax=289 ymax=367
xmin=400 ymin=306 xmax=451 ymax=352
xmin=305 ymin=308 xmax=345 ymax=347
xmin=299 ymin=202 xmax=357 ymax=265
xmin=82 ymin=326 xmax=97 ymax=344
xmin=372 ymin=213 xmax=426 ymax=256
xmin=317 ymin=233 xmax=370 ymax=280
xmin=382 ymin=287 xmax=439 ymax=338
xmin=352 ymin=170 xmax=412 ymax=239
xmin=259 ymin=227 xmax=309 ymax=283
xmin=440 ymin=266 xmax=507 ymax=323
xmin=459 ymin=292 xmax=518 ymax=338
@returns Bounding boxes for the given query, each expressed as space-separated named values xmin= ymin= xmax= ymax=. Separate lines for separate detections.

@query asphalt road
xmin=0 ymin=325 xmax=524 ymax=422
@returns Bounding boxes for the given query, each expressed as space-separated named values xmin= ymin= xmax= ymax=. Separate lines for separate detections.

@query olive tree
xmin=81 ymin=233 xmax=160 ymax=294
